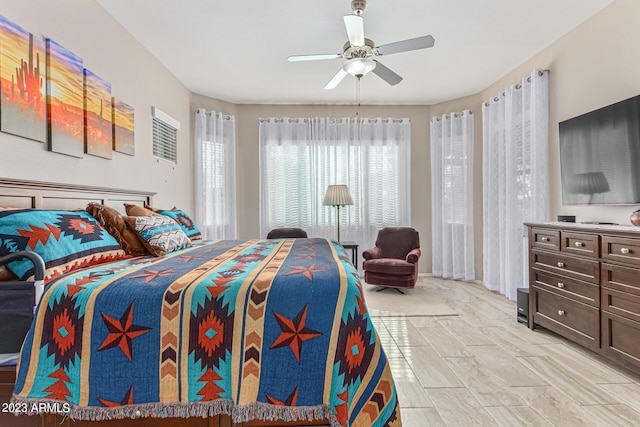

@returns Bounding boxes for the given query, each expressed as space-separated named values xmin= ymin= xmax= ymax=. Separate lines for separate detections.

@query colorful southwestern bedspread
xmin=12 ymin=238 xmax=401 ymax=426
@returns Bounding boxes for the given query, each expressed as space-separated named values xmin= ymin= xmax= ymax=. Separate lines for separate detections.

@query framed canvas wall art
xmin=84 ymin=69 xmax=112 ymax=159
xmin=0 ymin=15 xmax=46 ymax=142
xmin=46 ymin=38 xmax=84 ymax=158
xmin=112 ymin=97 xmax=134 ymax=156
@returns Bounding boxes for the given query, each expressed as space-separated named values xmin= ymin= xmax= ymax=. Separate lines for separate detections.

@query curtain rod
xmin=259 ymin=117 xmax=407 ymax=124
xmin=483 ymin=69 xmax=549 ymax=106
xmin=195 ymin=108 xmax=233 ymax=120
xmin=431 ymin=110 xmax=473 ymax=122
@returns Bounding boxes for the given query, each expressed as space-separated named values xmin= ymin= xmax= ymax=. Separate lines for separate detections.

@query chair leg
xmin=374 ymin=286 xmax=405 ymax=294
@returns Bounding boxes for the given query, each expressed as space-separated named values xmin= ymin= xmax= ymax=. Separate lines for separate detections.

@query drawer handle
xmin=558 ymin=310 xmax=565 ymax=316
xmin=558 ymin=282 xmax=565 ymax=288
xmin=557 ymin=262 xmax=565 ymax=268
xmin=574 ymin=241 xmax=583 ymax=247
xmin=541 ymin=237 xmax=549 ymax=242
xmin=621 ymin=247 xmax=630 ymax=254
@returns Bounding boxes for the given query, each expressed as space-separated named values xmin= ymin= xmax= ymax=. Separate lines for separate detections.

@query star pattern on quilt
xmin=98 ymin=302 xmax=151 ymax=361
xmin=284 ymin=264 xmax=329 ymax=282
xmin=297 ymin=244 xmax=316 ymax=252
xmin=178 ymin=254 xmax=204 ymax=263
xmin=98 ymin=385 xmax=134 ymax=407
xmin=130 ymin=268 xmax=175 ymax=283
xmin=270 ymin=304 xmax=322 ymax=363
xmin=295 ymin=253 xmax=315 ymax=260
xmin=265 ymin=386 xmax=298 ymax=406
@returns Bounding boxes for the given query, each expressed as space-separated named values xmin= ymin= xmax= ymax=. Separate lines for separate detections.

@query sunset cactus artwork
xmin=112 ymin=97 xmax=134 ymax=156
xmin=46 ymin=38 xmax=84 ymax=158
xmin=84 ymin=69 xmax=112 ymax=159
xmin=0 ymin=15 xmax=47 ymax=142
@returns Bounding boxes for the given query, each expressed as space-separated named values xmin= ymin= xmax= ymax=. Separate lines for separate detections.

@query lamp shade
xmin=568 ymin=172 xmax=610 ymax=195
xmin=343 ymin=58 xmax=376 ymax=78
xmin=323 ymin=185 xmax=353 ymax=206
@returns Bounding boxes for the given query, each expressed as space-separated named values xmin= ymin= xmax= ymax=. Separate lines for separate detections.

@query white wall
xmin=479 ymin=0 xmax=640 ymax=226
xmin=4 ymin=0 xmax=640 ymax=280
xmin=0 ymin=0 xmax=194 ymax=212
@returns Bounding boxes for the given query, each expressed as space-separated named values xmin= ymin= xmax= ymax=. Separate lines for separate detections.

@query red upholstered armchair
xmin=362 ymin=227 xmax=421 ymax=293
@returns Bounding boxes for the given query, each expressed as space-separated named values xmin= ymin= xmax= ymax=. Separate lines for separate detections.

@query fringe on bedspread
xmin=10 ymin=395 xmax=341 ymax=426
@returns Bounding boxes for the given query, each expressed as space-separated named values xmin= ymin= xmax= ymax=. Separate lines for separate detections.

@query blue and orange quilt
xmin=12 ymin=238 xmax=401 ymax=426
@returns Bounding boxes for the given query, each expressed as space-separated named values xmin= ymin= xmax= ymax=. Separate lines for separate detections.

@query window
xmin=152 ymin=106 xmax=180 ymax=163
xmin=194 ymin=109 xmax=236 ymax=240
xmin=259 ymin=117 xmax=411 ymax=253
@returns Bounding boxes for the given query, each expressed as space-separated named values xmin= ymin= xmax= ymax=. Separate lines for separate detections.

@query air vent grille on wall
xmin=152 ymin=106 xmax=180 ymax=163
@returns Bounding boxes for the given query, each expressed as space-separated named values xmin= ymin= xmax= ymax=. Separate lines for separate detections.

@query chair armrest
xmin=406 ymin=248 xmax=421 ymax=264
xmin=362 ymin=246 xmax=382 ymax=260
xmin=0 ymin=251 xmax=45 ymax=281
xmin=0 ymin=251 xmax=46 ymax=306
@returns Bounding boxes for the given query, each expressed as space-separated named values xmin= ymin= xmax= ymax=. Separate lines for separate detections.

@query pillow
xmin=124 ymin=203 xmax=163 ymax=218
xmin=154 ymin=209 xmax=202 ymax=241
xmin=0 ymin=209 xmax=127 ymax=282
xmin=124 ymin=215 xmax=191 ymax=256
xmin=86 ymin=203 xmax=149 ymax=257
xmin=0 ymin=266 xmax=17 ymax=281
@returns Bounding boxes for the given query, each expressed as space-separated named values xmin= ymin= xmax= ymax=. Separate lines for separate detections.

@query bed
xmin=0 ymin=178 xmax=401 ymax=427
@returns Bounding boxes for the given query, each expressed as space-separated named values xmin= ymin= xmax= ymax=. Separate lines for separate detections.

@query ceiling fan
xmin=287 ymin=0 xmax=435 ymax=90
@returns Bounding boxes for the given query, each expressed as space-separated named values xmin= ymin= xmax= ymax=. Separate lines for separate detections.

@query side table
xmin=339 ymin=241 xmax=359 ymax=267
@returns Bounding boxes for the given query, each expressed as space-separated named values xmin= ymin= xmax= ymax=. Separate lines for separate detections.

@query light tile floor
xmin=371 ymin=277 xmax=640 ymax=426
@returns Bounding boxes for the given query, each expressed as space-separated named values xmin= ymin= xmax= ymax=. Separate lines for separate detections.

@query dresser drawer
xmin=531 ymin=287 xmax=599 ymax=350
xmin=531 ymin=268 xmax=599 ymax=307
xmin=530 ymin=228 xmax=560 ymax=251
xmin=602 ymin=262 xmax=640 ymax=297
xmin=602 ymin=287 xmax=640 ymax=324
xmin=531 ymin=249 xmax=600 ymax=284
xmin=561 ymin=231 xmax=599 ymax=258
xmin=601 ymin=311 xmax=640 ymax=372
xmin=602 ymin=235 xmax=640 ymax=267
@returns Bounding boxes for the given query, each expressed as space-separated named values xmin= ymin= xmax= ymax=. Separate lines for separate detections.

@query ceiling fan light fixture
xmin=343 ymin=58 xmax=376 ymax=78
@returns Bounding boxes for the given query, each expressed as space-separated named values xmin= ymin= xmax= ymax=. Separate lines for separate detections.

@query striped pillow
xmin=125 ymin=215 xmax=191 ymax=256
xmin=155 ymin=209 xmax=202 ymax=241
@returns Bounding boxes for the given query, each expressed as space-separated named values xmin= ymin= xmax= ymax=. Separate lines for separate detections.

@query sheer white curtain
xmin=482 ymin=69 xmax=549 ymax=300
xmin=431 ymin=111 xmax=475 ymax=280
xmin=194 ymin=109 xmax=237 ymax=240
xmin=259 ymin=117 xmax=411 ymax=256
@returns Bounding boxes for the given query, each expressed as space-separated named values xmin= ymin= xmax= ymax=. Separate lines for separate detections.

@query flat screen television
xmin=559 ymin=94 xmax=640 ymax=205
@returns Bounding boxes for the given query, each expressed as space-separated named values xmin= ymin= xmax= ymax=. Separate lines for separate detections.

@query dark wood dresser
xmin=526 ymin=222 xmax=640 ymax=374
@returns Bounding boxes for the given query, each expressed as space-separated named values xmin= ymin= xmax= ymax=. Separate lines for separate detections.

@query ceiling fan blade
xmin=343 ymin=15 xmax=364 ymax=46
xmin=288 ymin=53 xmax=342 ymax=62
xmin=376 ymin=35 xmax=435 ymax=56
xmin=324 ymin=68 xmax=348 ymax=90
xmin=372 ymin=60 xmax=403 ymax=85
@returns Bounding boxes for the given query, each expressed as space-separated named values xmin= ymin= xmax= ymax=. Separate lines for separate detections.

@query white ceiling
xmin=96 ymin=0 xmax=613 ymax=106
